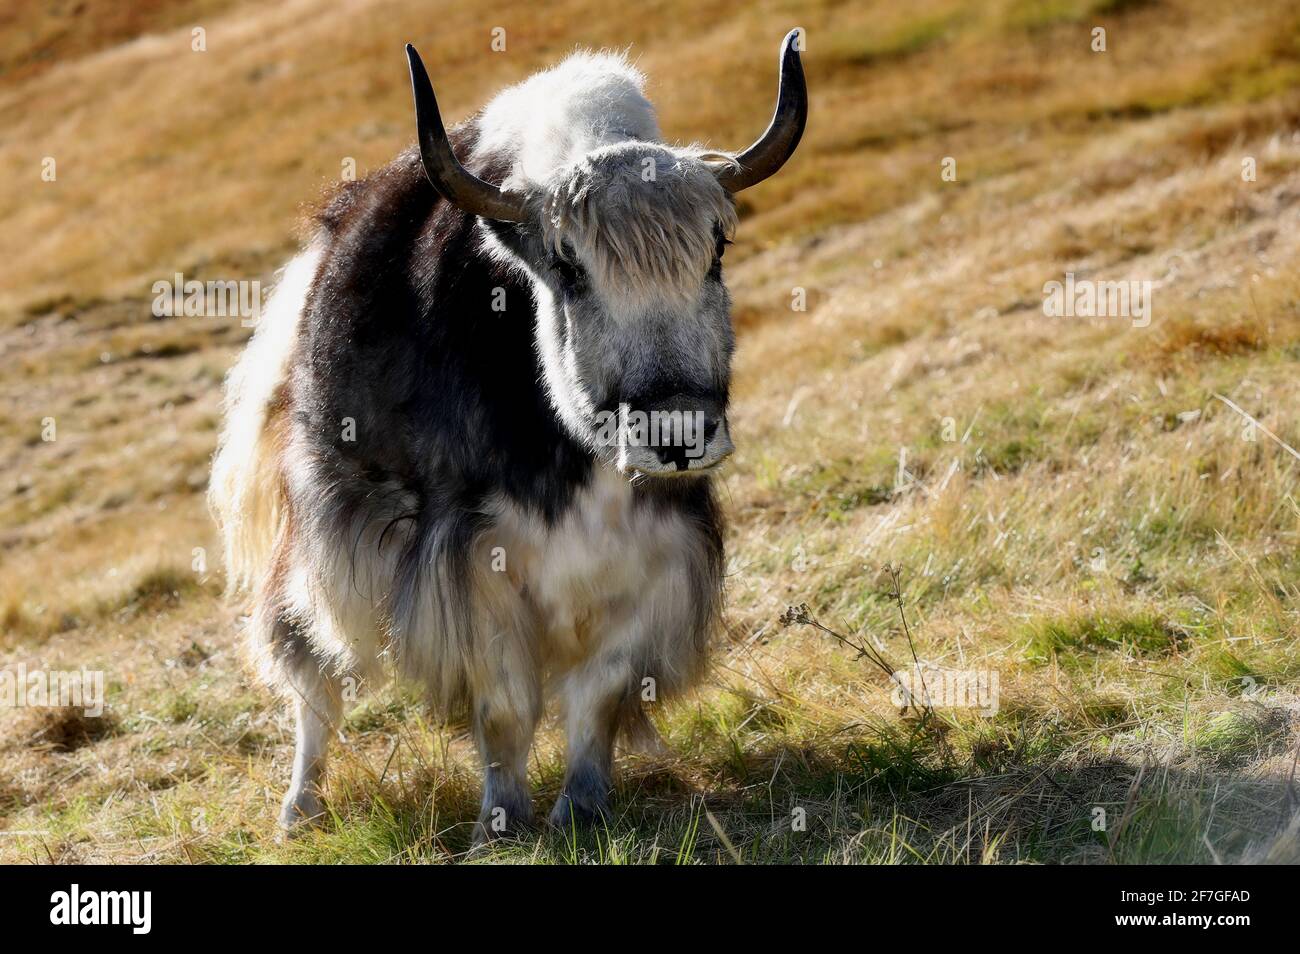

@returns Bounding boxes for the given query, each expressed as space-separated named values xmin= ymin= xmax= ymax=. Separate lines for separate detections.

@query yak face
xmin=485 ymin=143 xmax=739 ymax=477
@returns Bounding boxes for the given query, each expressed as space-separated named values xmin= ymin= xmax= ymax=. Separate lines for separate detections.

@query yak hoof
xmin=279 ymin=788 xmax=327 ymax=836
xmin=548 ymin=790 xmax=609 ymax=832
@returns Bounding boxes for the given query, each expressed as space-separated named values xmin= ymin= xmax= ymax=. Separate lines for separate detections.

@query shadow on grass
xmin=274 ymin=721 xmax=1300 ymax=865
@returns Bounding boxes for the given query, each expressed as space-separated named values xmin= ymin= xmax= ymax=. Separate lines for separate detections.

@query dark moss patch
xmin=24 ymin=708 xmax=119 ymax=752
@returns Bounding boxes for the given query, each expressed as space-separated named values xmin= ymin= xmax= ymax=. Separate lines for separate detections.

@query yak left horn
xmin=406 ymin=44 xmax=529 ymax=222
xmin=716 ymin=29 xmax=809 ymax=193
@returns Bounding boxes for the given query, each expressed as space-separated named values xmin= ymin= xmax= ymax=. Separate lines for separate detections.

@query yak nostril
xmin=650 ymin=415 xmax=724 ymax=471
xmin=653 ymin=442 xmax=690 ymax=469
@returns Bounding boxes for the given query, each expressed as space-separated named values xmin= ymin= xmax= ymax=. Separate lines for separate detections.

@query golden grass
xmin=2 ymin=0 xmax=1300 ymax=863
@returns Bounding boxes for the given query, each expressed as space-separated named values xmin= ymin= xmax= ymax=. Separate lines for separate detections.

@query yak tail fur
xmin=208 ymin=242 xmax=322 ymax=595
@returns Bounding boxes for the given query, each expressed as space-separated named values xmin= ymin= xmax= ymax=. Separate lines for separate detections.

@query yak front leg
xmin=471 ymin=636 xmax=542 ymax=845
xmin=279 ymin=663 xmax=343 ymax=832
xmin=549 ymin=654 xmax=634 ymax=830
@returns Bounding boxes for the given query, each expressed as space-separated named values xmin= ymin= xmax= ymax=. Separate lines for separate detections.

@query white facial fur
xmin=481 ymin=163 xmax=738 ymax=475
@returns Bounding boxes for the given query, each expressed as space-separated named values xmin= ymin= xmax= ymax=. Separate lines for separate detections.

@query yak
xmin=210 ymin=30 xmax=807 ymax=840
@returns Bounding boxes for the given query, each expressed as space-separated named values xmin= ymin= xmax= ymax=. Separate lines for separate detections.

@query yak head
xmin=405 ymin=31 xmax=807 ymax=478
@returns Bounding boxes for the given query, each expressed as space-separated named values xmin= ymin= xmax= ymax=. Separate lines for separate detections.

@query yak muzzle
xmin=606 ymin=396 xmax=733 ymax=478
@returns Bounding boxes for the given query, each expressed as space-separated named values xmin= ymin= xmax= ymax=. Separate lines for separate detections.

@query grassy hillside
xmin=2 ymin=0 xmax=1299 ymax=863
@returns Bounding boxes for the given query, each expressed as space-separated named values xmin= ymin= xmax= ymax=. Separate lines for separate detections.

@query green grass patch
xmin=824 ymin=11 xmax=965 ymax=67
xmin=1024 ymin=610 xmax=1188 ymax=663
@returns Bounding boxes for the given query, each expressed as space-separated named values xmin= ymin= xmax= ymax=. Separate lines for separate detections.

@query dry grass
xmin=2 ymin=0 xmax=1300 ymax=863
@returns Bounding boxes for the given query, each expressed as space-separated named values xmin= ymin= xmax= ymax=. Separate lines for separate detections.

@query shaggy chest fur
xmin=485 ymin=467 xmax=697 ymax=671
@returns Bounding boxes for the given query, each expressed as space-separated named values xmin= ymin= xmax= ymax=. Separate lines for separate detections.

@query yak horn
xmin=717 ymin=29 xmax=809 ymax=192
xmin=406 ymin=44 xmax=528 ymax=222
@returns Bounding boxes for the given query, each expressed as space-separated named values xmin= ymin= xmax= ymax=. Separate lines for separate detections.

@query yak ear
xmin=478 ymin=216 xmax=539 ymax=262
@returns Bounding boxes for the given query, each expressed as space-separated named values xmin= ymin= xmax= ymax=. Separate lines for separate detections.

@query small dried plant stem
xmin=780 ymin=571 xmax=933 ymax=720
xmin=884 ymin=563 xmax=932 ymax=720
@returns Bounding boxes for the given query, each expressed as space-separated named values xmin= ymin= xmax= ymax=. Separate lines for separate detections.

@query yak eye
xmin=709 ymin=227 xmax=731 ymax=280
xmin=549 ymin=253 xmax=585 ymax=296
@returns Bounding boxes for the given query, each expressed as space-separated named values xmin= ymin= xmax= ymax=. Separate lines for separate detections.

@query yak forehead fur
xmin=474 ymin=50 xmax=739 ymax=307
xmin=541 ymin=142 xmax=738 ymax=307
xmin=474 ymin=51 xmax=662 ymax=187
